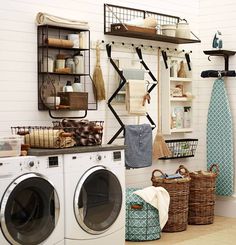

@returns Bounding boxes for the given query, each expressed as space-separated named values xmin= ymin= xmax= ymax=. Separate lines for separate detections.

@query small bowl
xmin=45 ymin=96 xmax=60 ymax=109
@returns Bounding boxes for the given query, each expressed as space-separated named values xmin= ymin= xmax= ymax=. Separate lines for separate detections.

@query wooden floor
xmin=125 ymin=216 xmax=236 ymax=245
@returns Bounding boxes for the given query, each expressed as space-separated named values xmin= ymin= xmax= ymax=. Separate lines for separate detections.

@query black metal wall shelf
xmin=37 ymin=25 xmax=97 ymax=119
xmin=104 ymin=4 xmax=201 ymax=45
xmin=203 ymin=50 xmax=236 ymax=71
xmin=105 ymin=29 xmax=200 ymax=44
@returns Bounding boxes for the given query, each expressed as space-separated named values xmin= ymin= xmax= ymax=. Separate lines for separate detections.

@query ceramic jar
xmin=43 ymin=56 xmax=54 ymax=72
xmin=65 ymin=58 xmax=75 ymax=74
xmin=67 ymin=33 xmax=80 ymax=48
xmin=176 ymin=20 xmax=191 ymax=39
xmin=74 ymin=54 xmax=84 ymax=74
xmin=79 ymin=32 xmax=88 ymax=49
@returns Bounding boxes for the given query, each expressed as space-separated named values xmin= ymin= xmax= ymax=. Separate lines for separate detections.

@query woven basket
xmin=188 ymin=164 xmax=219 ymax=225
xmin=151 ymin=165 xmax=191 ymax=232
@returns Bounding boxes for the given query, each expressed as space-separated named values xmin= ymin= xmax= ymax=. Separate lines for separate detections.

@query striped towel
xmin=126 ymin=79 xmax=146 ymax=115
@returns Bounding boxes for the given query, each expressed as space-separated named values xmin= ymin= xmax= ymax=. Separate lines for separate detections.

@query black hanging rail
xmin=106 ymin=44 xmax=157 ymax=144
xmin=201 ymin=70 xmax=236 ymax=78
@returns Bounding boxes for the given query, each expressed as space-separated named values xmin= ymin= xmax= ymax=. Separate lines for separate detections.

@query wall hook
xmin=208 ymin=55 xmax=211 ymax=61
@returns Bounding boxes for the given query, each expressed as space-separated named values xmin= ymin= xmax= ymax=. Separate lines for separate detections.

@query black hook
xmin=208 ymin=56 xmax=211 ymax=61
xmin=185 ymin=53 xmax=191 ymax=71
xmin=161 ymin=50 xmax=168 ymax=69
xmin=106 ymin=44 xmax=111 ymax=58
xmin=136 ymin=47 xmax=143 ymax=60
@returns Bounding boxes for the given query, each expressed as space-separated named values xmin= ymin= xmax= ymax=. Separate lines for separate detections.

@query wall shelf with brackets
xmin=104 ymin=4 xmax=201 ymax=44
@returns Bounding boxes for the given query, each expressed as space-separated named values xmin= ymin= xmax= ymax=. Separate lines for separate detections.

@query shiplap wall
xmin=0 ymin=0 xmax=202 ymax=187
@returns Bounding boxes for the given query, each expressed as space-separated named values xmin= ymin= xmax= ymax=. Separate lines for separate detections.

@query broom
xmin=153 ymin=48 xmax=172 ymax=159
xmin=92 ymin=41 xmax=106 ymax=101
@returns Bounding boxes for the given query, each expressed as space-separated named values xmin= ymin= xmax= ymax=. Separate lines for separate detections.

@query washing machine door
xmin=74 ymin=166 xmax=122 ymax=235
xmin=0 ymin=173 xmax=59 ymax=245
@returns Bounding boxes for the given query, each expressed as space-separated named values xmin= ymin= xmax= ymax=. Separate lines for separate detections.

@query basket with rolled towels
xmin=11 ymin=126 xmax=76 ymax=149
xmin=11 ymin=120 xmax=104 ymax=149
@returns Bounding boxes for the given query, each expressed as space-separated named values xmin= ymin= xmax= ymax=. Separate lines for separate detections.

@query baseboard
xmin=215 ymin=195 xmax=236 ymax=218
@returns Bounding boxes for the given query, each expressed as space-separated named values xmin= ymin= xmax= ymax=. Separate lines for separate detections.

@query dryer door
xmin=74 ymin=166 xmax=122 ymax=235
xmin=0 ymin=173 xmax=59 ymax=245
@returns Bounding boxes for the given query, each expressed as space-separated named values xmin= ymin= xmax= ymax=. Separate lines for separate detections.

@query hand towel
xmin=126 ymin=79 xmax=146 ymax=115
xmin=36 ymin=12 xmax=89 ymax=30
xmin=125 ymin=124 xmax=152 ymax=168
xmin=133 ymin=186 xmax=170 ymax=229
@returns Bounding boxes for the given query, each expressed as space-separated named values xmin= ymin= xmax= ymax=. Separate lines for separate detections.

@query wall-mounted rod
xmin=96 ymin=39 xmax=192 ymax=54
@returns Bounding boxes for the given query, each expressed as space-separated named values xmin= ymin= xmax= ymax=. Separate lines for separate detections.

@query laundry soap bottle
xmin=175 ymin=107 xmax=184 ymax=128
xmin=63 ymin=81 xmax=73 ymax=92
xmin=184 ymin=106 xmax=191 ymax=128
xmin=171 ymin=110 xmax=177 ymax=129
xmin=72 ymin=77 xmax=83 ymax=92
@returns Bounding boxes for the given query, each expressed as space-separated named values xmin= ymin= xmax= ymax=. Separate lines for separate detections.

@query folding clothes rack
xmin=106 ymin=44 xmax=157 ymax=144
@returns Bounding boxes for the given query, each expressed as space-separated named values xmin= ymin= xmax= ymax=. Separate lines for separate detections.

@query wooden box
xmin=111 ymin=23 xmax=156 ymax=35
xmin=58 ymin=92 xmax=88 ymax=110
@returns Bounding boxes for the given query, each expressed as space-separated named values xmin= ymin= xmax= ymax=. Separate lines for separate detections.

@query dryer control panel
xmin=113 ymin=151 xmax=121 ymax=161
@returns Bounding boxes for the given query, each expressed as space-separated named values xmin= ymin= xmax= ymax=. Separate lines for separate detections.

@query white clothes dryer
xmin=63 ymin=148 xmax=125 ymax=245
xmin=0 ymin=155 xmax=64 ymax=245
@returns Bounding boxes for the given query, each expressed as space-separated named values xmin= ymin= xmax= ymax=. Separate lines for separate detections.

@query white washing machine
xmin=0 ymin=155 xmax=64 ymax=245
xmin=63 ymin=148 xmax=125 ymax=245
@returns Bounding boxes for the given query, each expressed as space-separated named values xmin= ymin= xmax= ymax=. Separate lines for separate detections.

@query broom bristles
xmin=153 ymin=132 xmax=172 ymax=159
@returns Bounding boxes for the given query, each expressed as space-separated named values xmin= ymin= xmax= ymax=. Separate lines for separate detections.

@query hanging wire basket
xmin=160 ymin=138 xmax=198 ymax=160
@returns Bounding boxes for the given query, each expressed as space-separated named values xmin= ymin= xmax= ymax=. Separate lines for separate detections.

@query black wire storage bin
xmin=11 ymin=120 xmax=104 ymax=149
xmin=160 ymin=139 xmax=198 ymax=159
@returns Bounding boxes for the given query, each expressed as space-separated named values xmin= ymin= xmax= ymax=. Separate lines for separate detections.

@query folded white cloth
xmin=36 ymin=12 xmax=89 ymax=30
xmin=126 ymin=79 xmax=146 ymax=115
xmin=133 ymin=186 xmax=170 ymax=229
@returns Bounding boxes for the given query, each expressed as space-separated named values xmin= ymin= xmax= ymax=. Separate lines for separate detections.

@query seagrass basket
xmin=151 ymin=165 xmax=191 ymax=232
xmin=188 ymin=164 xmax=219 ymax=225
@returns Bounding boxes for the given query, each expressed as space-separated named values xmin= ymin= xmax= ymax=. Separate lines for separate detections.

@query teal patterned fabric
xmin=125 ymin=188 xmax=161 ymax=241
xmin=207 ymin=78 xmax=234 ymax=196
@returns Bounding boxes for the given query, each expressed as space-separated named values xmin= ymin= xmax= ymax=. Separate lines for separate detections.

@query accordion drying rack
xmin=106 ymin=44 xmax=157 ymax=144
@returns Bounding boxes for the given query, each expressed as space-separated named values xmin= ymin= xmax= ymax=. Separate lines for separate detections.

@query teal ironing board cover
xmin=207 ymin=78 xmax=234 ymax=196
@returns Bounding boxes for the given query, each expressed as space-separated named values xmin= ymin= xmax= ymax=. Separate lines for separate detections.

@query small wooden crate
xmin=58 ymin=92 xmax=88 ymax=110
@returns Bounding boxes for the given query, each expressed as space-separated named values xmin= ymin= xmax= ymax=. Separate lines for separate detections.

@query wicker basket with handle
xmin=151 ymin=165 xmax=191 ymax=232
xmin=188 ymin=164 xmax=219 ymax=225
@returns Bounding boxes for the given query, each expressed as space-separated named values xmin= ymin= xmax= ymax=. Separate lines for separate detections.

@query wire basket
xmin=53 ymin=119 xmax=104 ymax=146
xmin=11 ymin=126 xmax=76 ymax=149
xmin=11 ymin=120 xmax=104 ymax=149
xmin=160 ymin=138 xmax=198 ymax=160
xmin=104 ymin=3 xmax=179 ymax=34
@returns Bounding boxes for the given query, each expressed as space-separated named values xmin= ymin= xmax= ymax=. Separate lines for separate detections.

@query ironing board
xmin=207 ymin=78 xmax=234 ymax=196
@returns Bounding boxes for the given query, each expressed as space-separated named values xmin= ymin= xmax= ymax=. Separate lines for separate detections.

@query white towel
xmin=133 ymin=186 xmax=170 ymax=229
xmin=36 ymin=12 xmax=89 ymax=30
xmin=126 ymin=79 xmax=146 ymax=115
